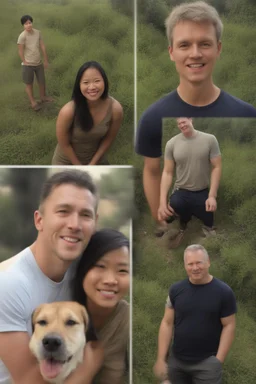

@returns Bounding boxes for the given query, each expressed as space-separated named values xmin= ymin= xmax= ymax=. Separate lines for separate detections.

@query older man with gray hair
xmin=154 ymin=244 xmax=237 ymax=383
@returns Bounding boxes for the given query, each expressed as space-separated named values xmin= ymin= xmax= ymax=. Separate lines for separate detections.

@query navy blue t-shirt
xmin=135 ymin=90 xmax=256 ymax=158
xmin=169 ymin=277 xmax=237 ymax=362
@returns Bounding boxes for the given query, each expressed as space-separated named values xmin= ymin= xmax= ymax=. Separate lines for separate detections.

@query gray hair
xmin=165 ymin=1 xmax=223 ymax=46
xmin=184 ymin=244 xmax=209 ymax=262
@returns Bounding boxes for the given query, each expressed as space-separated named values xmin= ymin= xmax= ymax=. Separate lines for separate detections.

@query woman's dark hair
xmin=72 ymin=229 xmax=129 ymax=307
xmin=71 ymin=61 xmax=109 ymax=132
xmin=21 ymin=15 xmax=33 ymax=25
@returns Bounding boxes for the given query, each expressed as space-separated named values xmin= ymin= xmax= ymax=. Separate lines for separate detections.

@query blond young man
xmin=135 ymin=1 xmax=256 ymax=232
xmin=17 ymin=15 xmax=52 ymax=111
xmin=154 ymin=244 xmax=237 ymax=383
xmin=0 ymin=170 xmax=103 ymax=384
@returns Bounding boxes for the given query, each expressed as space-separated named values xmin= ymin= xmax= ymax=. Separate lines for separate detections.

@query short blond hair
xmin=165 ymin=1 xmax=223 ymax=46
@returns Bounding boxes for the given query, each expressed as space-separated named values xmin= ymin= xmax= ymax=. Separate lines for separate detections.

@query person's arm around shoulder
xmin=39 ymin=31 xmax=49 ymax=69
xmin=0 ymin=331 xmax=51 ymax=384
xmin=153 ymin=306 xmax=175 ymax=381
xmin=64 ymin=341 xmax=104 ymax=384
xmin=158 ymin=157 xmax=175 ymax=222
xmin=216 ymin=314 xmax=236 ymax=363
xmin=56 ymin=101 xmax=82 ymax=165
xmin=89 ymin=99 xmax=123 ymax=165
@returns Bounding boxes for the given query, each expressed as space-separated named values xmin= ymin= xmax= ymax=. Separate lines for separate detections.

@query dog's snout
xmin=42 ymin=335 xmax=62 ymax=352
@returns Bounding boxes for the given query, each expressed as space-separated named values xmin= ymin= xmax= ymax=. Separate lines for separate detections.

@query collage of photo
xmin=0 ymin=1 xmax=255 ymax=384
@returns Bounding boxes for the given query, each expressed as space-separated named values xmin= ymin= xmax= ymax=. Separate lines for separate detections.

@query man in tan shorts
xmin=17 ymin=15 xmax=53 ymax=111
xmin=158 ymin=118 xmax=222 ymax=248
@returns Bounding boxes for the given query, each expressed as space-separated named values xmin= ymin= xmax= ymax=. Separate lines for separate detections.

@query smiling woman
xmin=52 ymin=61 xmax=123 ymax=166
xmin=72 ymin=228 xmax=130 ymax=384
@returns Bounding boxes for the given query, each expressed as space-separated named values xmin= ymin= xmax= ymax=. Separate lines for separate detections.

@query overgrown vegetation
xmin=0 ymin=0 xmax=133 ymax=165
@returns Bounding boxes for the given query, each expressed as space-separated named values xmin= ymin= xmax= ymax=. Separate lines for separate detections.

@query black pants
xmin=169 ymin=188 xmax=214 ymax=228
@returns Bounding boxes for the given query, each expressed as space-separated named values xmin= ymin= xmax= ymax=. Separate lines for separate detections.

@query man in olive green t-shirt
xmin=17 ymin=14 xmax=53 ymax=111
xmin=158 ymin=118 xmax=222 ymax=248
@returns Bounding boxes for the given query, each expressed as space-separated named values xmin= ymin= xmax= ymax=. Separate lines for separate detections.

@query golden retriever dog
xmin=29 ymin=301 xmax=88 ymax=384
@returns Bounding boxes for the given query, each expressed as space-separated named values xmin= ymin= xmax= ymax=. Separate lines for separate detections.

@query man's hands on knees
xmin=158 ymin=203 xmax=175 ymax=222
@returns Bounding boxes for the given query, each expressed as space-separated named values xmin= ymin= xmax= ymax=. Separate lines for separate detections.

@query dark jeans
xmin=169 ymin=188 xmax=214 ymax=228
xmin=168 ymin=355 xmax=222 ymax=384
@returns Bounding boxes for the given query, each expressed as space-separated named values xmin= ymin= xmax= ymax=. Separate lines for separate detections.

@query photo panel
xmin=0 ymin=165 xmax=133 ymax=384
xmin=133 ymin=118 xmax=256 ymax=384
xmin=0 ymin=0 xmax=134 ymax=166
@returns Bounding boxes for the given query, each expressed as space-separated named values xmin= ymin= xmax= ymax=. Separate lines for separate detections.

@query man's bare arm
xmin=0 ymin=332 xmax=50 ymax=384
xmin=216 ymin=314 xmax=236 ymax=363
xmin=154 ymin=307 xmax=174 ymax=380
xmin=64 ymin=341 xmax=104 ymax=384
xmin=143 ymin=157 xmax=161 ymax=221
xmin=17 ymin=45 xmax=27 ymax=65
xmin=206 ymin=155 xmax=222 ymax=212
xmin=39 ymin=40 xmax=49 ymax=68
xmin=209 ymin=155 xmax=222 ymax=198
xmin=158 ymin=158 xmax=175 ymax=221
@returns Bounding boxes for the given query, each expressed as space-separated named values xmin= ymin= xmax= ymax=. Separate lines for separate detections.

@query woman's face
xmin=79 ymin=67 xmax=105 ymax=101
xmin=83 ymin=246 xmax=130 ymax=309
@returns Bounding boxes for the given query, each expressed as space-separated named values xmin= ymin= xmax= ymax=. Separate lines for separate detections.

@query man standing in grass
xmin=17 ymin=15 xmax=53 ymax=111
xmin=154 ymin=244 xmax=237 ymax=384
xmin=158 ymin=118 xmax=221 ymax=248
xmin=135 ymin=1 xmax=256 ymax=235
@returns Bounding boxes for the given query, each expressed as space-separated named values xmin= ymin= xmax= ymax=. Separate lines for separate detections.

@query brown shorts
xmin=22 ymin=63 xmax=45 ymax=85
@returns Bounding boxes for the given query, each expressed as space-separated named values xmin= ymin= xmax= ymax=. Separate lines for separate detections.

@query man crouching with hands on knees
xmin=154 ymin=244 xmax=236 ymax=384
xmin=0 ymin=170 xmax=103 ymax=384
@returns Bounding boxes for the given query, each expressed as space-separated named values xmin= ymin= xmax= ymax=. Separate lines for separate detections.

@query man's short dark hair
xmin=21 ymin=15 xmax=33 ymax=25
xmin=39 ymin=170 xmax=99 ymax=211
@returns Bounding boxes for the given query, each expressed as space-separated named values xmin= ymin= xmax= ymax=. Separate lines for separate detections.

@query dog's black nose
xmin=42 ymin=336 xmax=62 ymax=352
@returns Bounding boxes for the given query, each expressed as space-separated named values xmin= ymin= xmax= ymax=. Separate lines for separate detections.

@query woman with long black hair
xmin=52 ymin=61 xmax=123 ymax=165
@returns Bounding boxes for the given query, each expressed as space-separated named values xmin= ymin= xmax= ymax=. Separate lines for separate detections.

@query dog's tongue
xmin=40 ymin=359 xmax=63 ymax=379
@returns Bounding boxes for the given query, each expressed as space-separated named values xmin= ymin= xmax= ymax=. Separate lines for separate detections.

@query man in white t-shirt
xmin=0 ymin=169 xmax=102 ymax=384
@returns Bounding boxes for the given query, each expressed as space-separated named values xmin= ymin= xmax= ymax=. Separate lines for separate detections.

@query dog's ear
xmin=80 ymin=305 xmax=89 ymax=333
xmin=31 ymin=305 xmax=43 ymax=332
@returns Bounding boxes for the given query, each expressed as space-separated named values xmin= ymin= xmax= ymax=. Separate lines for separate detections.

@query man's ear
xmin=80 ymin=305 xmax=89 ymax=334
xmin=34 ymin=210 xmax=43 ymax=231
xmin=217 ymin=40 xmax=222 ymax=57
xmin=168 ymin=45 xmax=175 ymax=62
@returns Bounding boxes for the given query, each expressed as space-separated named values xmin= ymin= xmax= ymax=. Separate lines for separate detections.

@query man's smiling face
xmin=169 ymin=20 xmax=222 ymax=86
xmin=35 ymin=184 xmax=97 ymax=263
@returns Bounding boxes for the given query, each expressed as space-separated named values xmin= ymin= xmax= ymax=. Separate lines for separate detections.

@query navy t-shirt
xmin=169 ymin=277 xmax=237 ymax=362
xmin=135 ymin=90 xmax=256 ymax=158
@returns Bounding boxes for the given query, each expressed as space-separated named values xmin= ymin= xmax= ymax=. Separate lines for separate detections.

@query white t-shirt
xmin=0 ymin=247 xmax=75 ymax=383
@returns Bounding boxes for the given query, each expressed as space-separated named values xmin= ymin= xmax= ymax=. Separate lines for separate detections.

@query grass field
xmin=0 ymin=0 xmax=133 ymax=165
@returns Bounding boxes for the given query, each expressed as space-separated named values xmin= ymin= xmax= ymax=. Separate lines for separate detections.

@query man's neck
xmin=30 ymin=241 xmax=71 ymax=283
xmin=177 ymin=80 xmax=220 ymax=106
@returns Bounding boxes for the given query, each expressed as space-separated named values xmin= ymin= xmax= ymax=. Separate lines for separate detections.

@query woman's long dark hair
xmin=72 ymin=229 xmax=129 ymax=307
xmin=71 ymin=61 xmax=109 ymax=132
